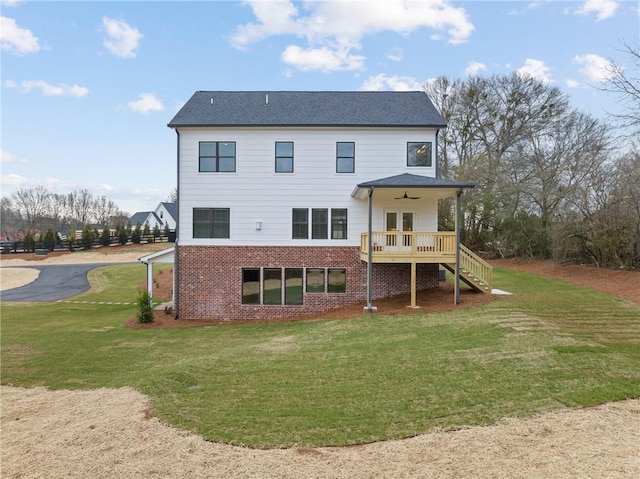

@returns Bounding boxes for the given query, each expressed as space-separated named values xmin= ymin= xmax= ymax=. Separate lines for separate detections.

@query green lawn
xmin=1 ymin=264 xmax=639 ymax=448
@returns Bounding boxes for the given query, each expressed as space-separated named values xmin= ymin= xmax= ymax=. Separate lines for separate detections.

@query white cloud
xmin=0 ymin=173 xmax=29 ymax=187
xmin=465 ymin=61 xmax=486 ymax=76
xmin=231 ymin=0 xmax=473 ymax=72
xmin=574 ymin=53 xmax=616 ymax=83
xmin=124 ymin=93 xmax=164 ymax=113
xmin=517 ymin=58 xmax=553 ymax=83
xmin=565 ymin=79 xmax=580 ymax=88
xmin=575 ymin=0 xmax=619 ymax=20
xmin=387 ymin=47 xmax=404 ymax=62
xmin=102 ymin=17 xmax=142 ymax=58
xmin=4 ymin=79 xmax=89 ymax=97
xmin=1 ymin=150 xmax=29 ymax=164
xmin=0 ymin=0 xmax=22 ymax=7
xmin=0 ymin=16 xmax=39 ymax=55
xmin=360 ymin=74 xmax=423 ymax=91
xmin=282 ymin=44 xmax=365 ymax=72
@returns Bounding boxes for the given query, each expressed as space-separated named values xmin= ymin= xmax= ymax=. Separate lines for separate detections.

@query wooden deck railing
xmin=360 ymin=231 xmax=457 ymax=260
xmin=459 ymin=244 xmax=493 ymax=291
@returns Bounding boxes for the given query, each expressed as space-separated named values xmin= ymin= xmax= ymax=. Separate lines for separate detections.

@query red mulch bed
xmin=128 ymin=258 xmax=639 ymax=329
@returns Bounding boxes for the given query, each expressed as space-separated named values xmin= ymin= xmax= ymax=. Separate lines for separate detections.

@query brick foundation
xmin=177 ymin=245 xmax=439 ymax=321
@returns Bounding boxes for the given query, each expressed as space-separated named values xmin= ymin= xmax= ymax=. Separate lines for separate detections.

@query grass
xmin=1 ymin=264 xmax=639 ymax=448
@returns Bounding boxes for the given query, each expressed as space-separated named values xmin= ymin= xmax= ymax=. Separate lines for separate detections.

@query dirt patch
xmin=127 ymin=278 xmax=496 ymax=329
xmin=1 ymin=386 xmax=638 ymax=478
xmin=0 ymin=242 xmax=170 ymax=267
xmin=0 ymin=267 xmax=40 ymax=291
xmin=491 ymin=258 xmax=640 ymax=305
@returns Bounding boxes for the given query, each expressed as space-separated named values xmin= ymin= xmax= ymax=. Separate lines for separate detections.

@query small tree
xmin=136 ymin=289 xmax=154 ymax=323
xmin=44 ymin=228 xmax=57 ymax=252
xmin=100 ymin=225 xmax=111 ymax=247
xmin=143 ymin=222 xmax=151 ymax=243
xmin=152 ymin=225 xmax=161 ymax=243
xmin=131 ymin=222 xmax=142 ymax=244
xmin=81 ymin=225 xmax=95 ymax=250
xmin=67 ymin=235 xmax=76 ymax=252
xmin=163 ymin=224 xmax=171 ymax=240
xmin=23 ymin=230 xmax=35 ymax=252
xmin=116 ymin=222 xmax=128 ymax=245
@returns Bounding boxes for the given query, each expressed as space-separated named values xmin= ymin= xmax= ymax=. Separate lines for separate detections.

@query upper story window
xmin=336 ymin=142 xmax=355 ymax=173
xmin=193 ymin=207 xmax=230 ymax=238
xmin=275 ymin=142 xmax=294 ymax=173
xmin=199 ymin=142 xmax=236 ymax=172
xmin=407 ymin=142 xmax=432 ymax=167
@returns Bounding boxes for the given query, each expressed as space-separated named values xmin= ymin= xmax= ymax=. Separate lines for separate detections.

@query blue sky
xmin=1 ymin=0 xmax=638 ymax=215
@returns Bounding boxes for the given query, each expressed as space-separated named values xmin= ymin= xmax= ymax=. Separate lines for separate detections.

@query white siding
xmin=177 ymin=127 xmax=440 ymax=246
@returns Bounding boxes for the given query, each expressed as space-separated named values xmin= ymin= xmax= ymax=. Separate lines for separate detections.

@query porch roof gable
xmin=351 ymin=173 xmax=474 ymax=199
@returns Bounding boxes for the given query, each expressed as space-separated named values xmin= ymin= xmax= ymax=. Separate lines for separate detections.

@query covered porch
xmin=351 ymin=173 xmax=492 ymax=310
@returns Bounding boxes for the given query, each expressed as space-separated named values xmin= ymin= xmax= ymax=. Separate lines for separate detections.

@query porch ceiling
xmin=351 ymin=173 xmax=475 ymax=200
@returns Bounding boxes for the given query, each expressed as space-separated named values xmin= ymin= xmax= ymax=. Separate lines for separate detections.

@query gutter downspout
xmin=455 ymin=189 xmax=461 ymax=305
xmin=364 ymin=187 xmax=377 ymax=313
xmin=174 ymin=129 xmax=180 ymax=319
xmin=435 ymin=129 xmax=440 ymax=178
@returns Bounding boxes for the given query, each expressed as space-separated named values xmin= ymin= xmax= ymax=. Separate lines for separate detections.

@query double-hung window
xmin=312 ymin=208 xmax=328 ymax=239
xmin=336 ymin=142 xmax=355 ymax=173
xmin=275 ymin=142 xmax=294 ymax=173
xmin=293 ymin=208 xmax=347 ymax=239
xmin=331 ymin=209 xmax=348 ymax=239
xmin=407 ymin=142 xmax=432 ymax=167
xmin=199 ymin=141 xmax=236 ymax=172
xmin=292 ymin=208 xmax=308 ymax=239
xmin=193 ymin=208 xmax=230 ymax=238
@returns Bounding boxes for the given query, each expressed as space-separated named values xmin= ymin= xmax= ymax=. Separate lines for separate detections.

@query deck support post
xmin=410 ymin=261 xmax=417 ymax=307
xmin=364 ymin=187 xmax=377 ymax=313
xmin=455 ymin=190 xmax=461 ymax=305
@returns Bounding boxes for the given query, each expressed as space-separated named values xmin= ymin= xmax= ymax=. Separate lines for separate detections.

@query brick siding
xmin=177 ymin=245 xmax=439 ymax=321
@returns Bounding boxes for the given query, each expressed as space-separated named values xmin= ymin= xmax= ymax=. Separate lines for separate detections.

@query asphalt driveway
xmin=0 ymin=263 xmax=113 ymax=302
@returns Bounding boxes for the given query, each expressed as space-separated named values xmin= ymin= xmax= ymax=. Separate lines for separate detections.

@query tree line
xmin=426 ymin=51 xmax=639 ymax=268
xmin=1 ymin=187 xmax=129 ymax=235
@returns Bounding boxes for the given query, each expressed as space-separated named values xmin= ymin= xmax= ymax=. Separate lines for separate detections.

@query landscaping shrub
xmin=136 ymin=289 xmax=154 ymax=324
xmin=100 ymin=225 xmax=111 ymax=247
xmin=131 ymin=223 xmax=142 ymax=244
xmin=44 ymin=228 xmax=57 ymax=252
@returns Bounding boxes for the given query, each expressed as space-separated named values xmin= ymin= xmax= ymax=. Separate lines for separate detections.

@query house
xmin=167 ymin=91 xmax=492 ymax=321
xmin=129 ymin=202 xmax=177 ymax=232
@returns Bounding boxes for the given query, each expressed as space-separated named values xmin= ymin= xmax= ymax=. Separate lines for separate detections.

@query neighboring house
xmin=129 ymin=202 xmax=177 ymax=231
xmin=167 ymin=91 xmax=492 ymax=321
xmin=156 ymin=202 xmax=177 ymax=231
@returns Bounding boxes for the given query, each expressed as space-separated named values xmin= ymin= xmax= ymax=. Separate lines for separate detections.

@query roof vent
xmin=265 ymin=94 xmax=269 ymax=106
xmin=210 ymin=98 xmax=213 ymax=105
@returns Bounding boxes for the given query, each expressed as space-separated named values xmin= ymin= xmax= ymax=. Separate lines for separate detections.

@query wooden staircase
xmin=442 ymin=245 xmax=493 ymax=293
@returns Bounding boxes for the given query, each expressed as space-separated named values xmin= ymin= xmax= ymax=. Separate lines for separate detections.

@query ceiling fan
xmin=394 ymin=191 xmax=420 ymax=200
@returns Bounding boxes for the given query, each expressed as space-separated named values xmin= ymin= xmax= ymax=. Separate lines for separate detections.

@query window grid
xmin=275 ymin=141 xmax=294 ymax=173
xmin=199 ymin=141 xmax=236 ymax=172
xmin=193 ymin=208 xmax=230 ymax=238
xmin=336 ymin=142 xmax=355 ymax=173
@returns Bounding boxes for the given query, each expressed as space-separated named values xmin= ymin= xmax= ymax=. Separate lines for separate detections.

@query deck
xmin=360 ymin=231 xmax=493 ymax=293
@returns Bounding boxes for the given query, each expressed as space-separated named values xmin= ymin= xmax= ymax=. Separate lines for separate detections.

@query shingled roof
xmin=167 ymin=91 xmax=446 ymax=128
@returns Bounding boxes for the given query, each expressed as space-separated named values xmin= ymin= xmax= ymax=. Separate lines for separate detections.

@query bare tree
xmin=10 ymin=186 xmax=50 ymax=229
xmin=601 ymin=40 xmax=640 ymax=134
xmin=69 ymin=189 xmax=95 ymax=226
xmin=94 ymin=196 xmax=121 ymax=227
